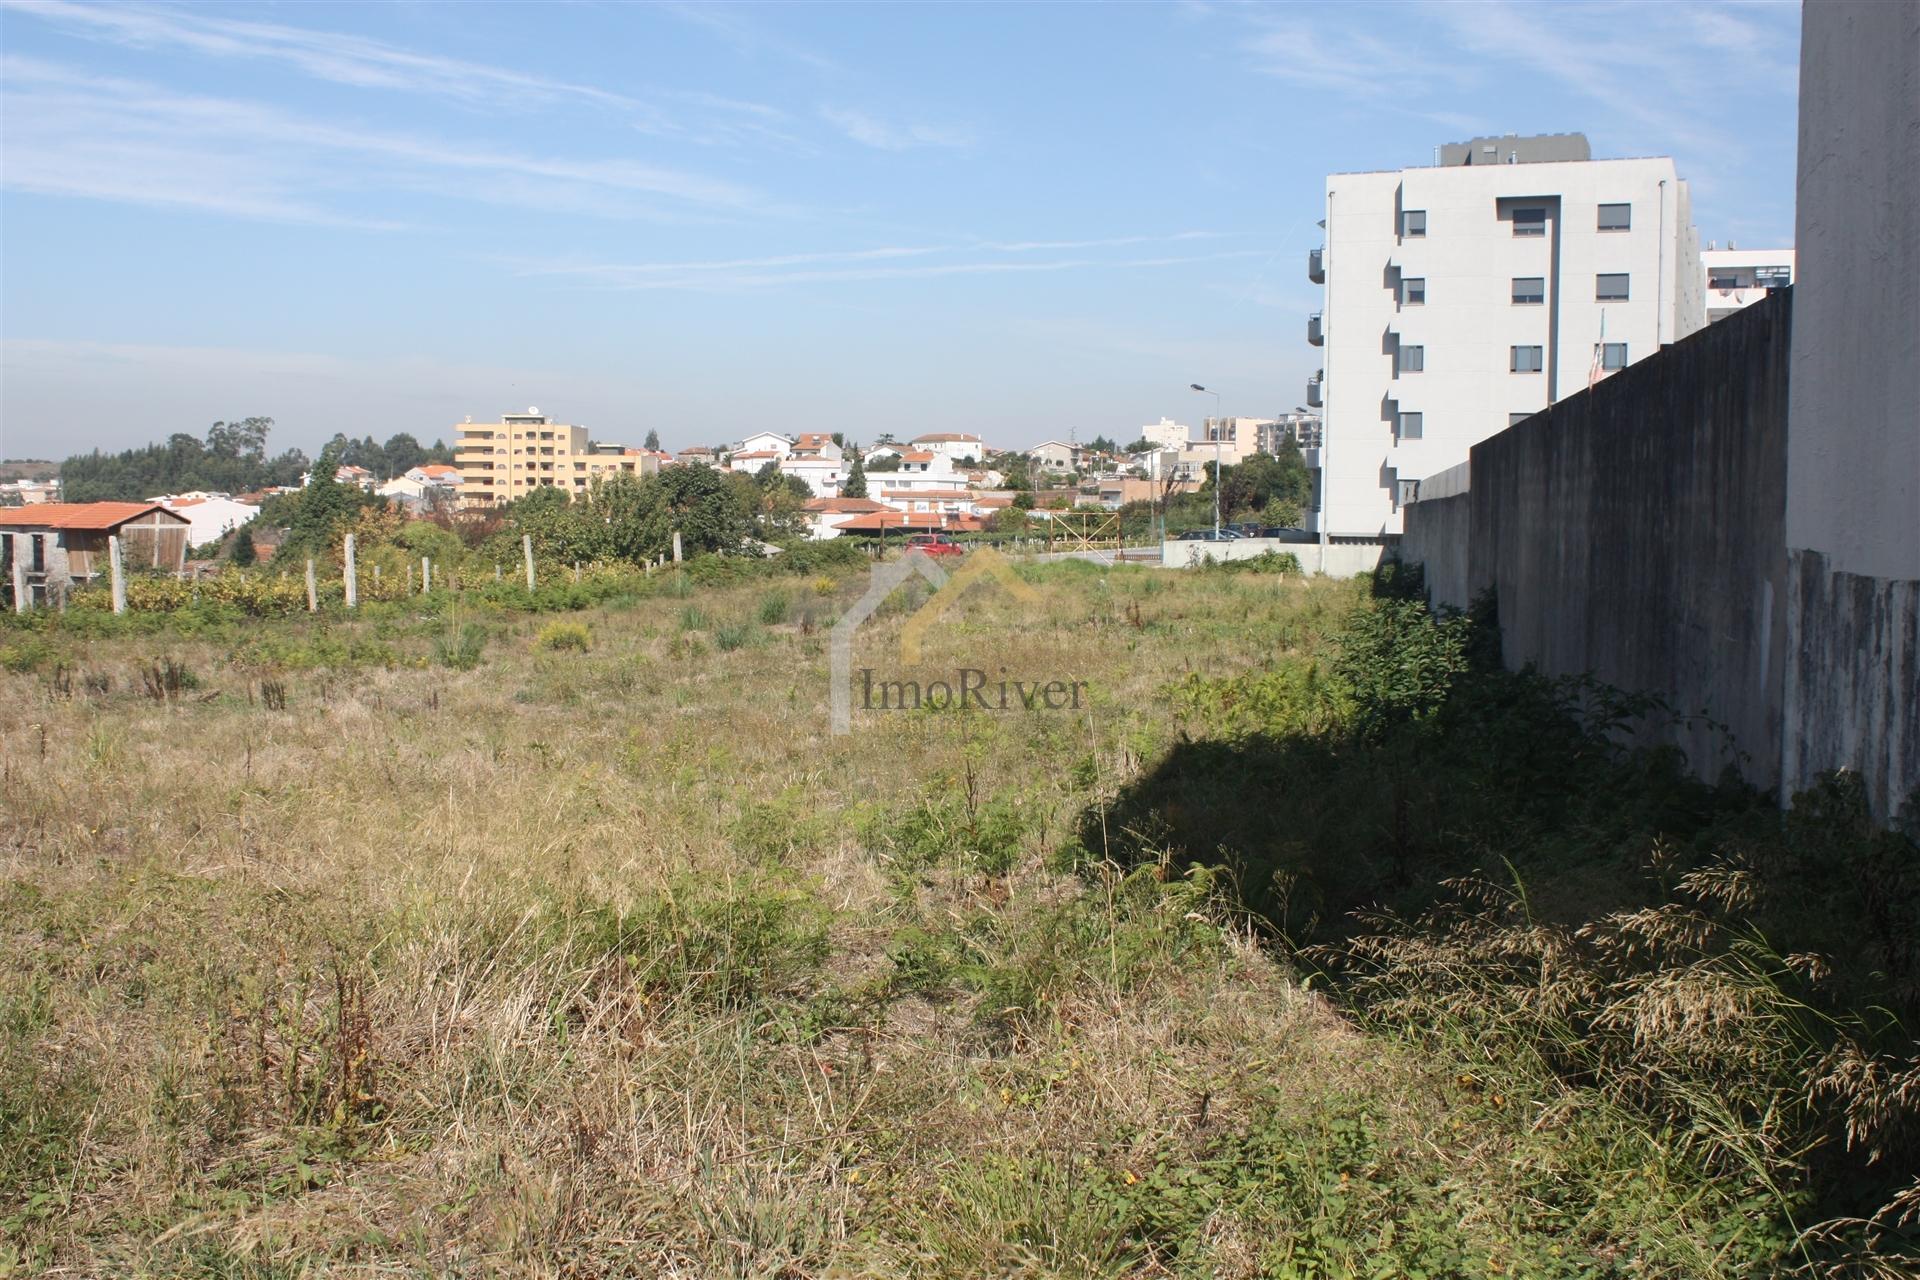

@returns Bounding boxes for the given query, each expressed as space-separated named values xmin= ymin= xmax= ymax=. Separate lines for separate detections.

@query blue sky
xmin=0 ymin=0 xmax=1801 ymax=459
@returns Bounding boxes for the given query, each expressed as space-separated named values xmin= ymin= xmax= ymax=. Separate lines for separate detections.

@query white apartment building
xmin=1138 ymin=417 xmax=1191 ymax=450
xmin=1311 ymin=133 xmax=1704 ymax=540
xmin=1702 ymin=247 xmax=1794 ymax=324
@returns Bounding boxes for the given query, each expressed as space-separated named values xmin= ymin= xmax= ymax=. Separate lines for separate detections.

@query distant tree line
xmin=59 ymin=419 xmax=453 ymax=502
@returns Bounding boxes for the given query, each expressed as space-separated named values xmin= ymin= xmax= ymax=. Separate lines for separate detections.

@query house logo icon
xmin=828 ymin=546 xmax=1042 ymax=735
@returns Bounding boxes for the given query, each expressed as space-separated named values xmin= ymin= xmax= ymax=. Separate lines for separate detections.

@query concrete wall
xmin=1783 ymin=0 xmax=1920 ymax=824
xmin=1398 ymin=491 xmax=1471 ymax=609
xmin=1161 ymin=536 xmax=1385 ymax=578
xmin=1403 ymin=290 xmax=1792 ymax=789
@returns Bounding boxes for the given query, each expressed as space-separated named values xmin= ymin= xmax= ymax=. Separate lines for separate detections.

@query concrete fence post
xmin=572 ymin=561 xmax=580 ymax=584
xmin=343 ymin=534 xmax=358 ymax=609
xmin=672 ymin=531 xmax=683 ymax=564
xmin=523 ymin=535 xmax=535 ymax=591
xmin=421 ymin=556 xmax=431 ymax=594
xmin=108 ymin=534 xmax=127 ymax=615
xmin=495 ymin=563 xmax=501 ymax=581
xmin=10 ymin=540 xmax=26 ymax=614
xmin=305 ymin=559 xmax=318 ymax=612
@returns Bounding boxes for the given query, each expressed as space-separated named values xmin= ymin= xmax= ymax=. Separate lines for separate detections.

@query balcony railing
xmin=1307 ymin=247 xmax=1325 ymax=284
xmin=1306 ymin=372 xmax=1324 ymax=408
xmin=1307 ymin=312 xmax=1323 ymax=346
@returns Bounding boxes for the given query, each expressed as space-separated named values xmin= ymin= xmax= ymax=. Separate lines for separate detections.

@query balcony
xmin=1307 ymin=247 xmax=1325 ymax=284
xmin=1306 ymin=372 xmax=1324 ymax=408
xmin=1307 ymin=312 xmax=1323 ymax=346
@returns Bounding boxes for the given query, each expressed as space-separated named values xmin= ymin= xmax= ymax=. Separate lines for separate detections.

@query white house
xmin=737 ymin=431 xmax=793 ymax=458
xmin=1313 ymin=132 xmax=1703 ymax=540
xmin=157 ymin=495 xmax=259 ymax=550
xmin=910 ymin=432 xmax=988 ymax=465
xmin=1027 ymin=440 xmax=1084 ymax=472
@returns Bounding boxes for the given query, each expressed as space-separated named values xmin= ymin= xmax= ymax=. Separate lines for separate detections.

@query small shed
xmin=1 ymin=502 xmax=190 ymax=605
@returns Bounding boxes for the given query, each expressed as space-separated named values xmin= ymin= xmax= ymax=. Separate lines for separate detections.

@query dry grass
xmin=0 ymin=563 xmax=1861 ymax=1277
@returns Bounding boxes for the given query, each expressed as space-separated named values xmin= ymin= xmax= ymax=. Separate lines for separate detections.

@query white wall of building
xmin=1315 ymin=150 xmax=1702 ymax=539
xmin=1702 ymin=248 xmax=1796 ymax=324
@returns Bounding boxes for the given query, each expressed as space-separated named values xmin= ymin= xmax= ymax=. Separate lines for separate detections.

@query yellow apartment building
xmin=455 ymin=408 xmax=659 ymax=508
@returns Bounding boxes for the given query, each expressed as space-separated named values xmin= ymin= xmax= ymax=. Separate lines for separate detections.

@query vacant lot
xmin=2 ymin=561 xmax=1912 ymax=1277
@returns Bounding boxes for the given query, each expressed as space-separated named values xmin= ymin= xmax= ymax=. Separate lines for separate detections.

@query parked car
xmin=1173 ymin=529 xmax=1237 ymax=541
xmin=905 ymin=533 xmax=965 ymax=557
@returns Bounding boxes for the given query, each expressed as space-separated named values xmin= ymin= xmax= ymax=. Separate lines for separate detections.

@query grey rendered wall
xmin=1782 ymin=0 xmax=1920 ymax=825
xmin=1400 ymin=492 xmax=1471 ymax=610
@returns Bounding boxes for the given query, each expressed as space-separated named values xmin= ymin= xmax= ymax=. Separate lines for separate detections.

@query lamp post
xmin=1189 ymin=384 xmax=1222 ymax=539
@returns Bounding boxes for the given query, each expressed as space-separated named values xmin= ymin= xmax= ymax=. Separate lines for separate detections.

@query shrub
xmin=756 ymin=590 xmax=790 ymax=626
xmin=714 ymin=621 xmax=758 ymax=652
xmin=433 ymin=621 xmax=487 ymax=671
xmin=536 ymin=621 xmax=591 ymax=652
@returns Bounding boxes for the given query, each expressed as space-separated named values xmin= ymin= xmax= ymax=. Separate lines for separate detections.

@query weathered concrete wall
xmin=1399 ymin=492 xmax=1471 ymax=610
xmin=1783 ymin=551 xmax=1918 ymax=821
xmin=1788 ymin=0 xmax=1920 ymax=584
xmin=1782 ymin=1 xmax=1920 ymax=827
xmin=1401 ymin=290 xmax=1792 ymax=789
xmin=1161 ymin=537 xmax=1385 ymax=578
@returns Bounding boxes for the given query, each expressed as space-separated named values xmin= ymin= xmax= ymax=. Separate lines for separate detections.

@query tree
xmin=382 ymin=433 xmax=427 ymax=476
xmin=866 ymin=454 xmax=902 ymax=473
xmin=1086 ymin=435 xmax=1120 ymax=455
xmin=1124 ymin=438 xmax=1153 ymax=453
xmin=643 ymin=429 xmax=661 ymax=452
xmin=230 ymin=526 xmax=257 ymax=566
xmin=842 ymin=450 xmax=868 ymax=499
xmin=280 ymin=442 xmax=359 ymax=563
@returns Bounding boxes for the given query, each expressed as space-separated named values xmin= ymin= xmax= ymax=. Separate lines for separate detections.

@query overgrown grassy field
xmin=2 ymin=560 xmax=1914 ymax=1277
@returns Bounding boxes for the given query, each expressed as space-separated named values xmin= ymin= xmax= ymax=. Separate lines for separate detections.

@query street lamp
xmin=1189 ymin=384 xmax=1222 ymax=539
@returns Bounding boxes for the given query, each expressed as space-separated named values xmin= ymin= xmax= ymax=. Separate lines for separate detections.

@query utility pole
xmin=1190 ymin=384 xmax=1222 ymax=539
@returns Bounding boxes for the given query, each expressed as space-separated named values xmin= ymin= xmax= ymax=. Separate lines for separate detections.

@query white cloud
xmin=819 ymin=107 xmax=975 ymax=151
xmin=1 ymin=0 xmax=799 ymax=148
xmin=0 ymin=56 xmax=762 ymax=226
xmin=513 ymin=242 xmax=1263 ymax=293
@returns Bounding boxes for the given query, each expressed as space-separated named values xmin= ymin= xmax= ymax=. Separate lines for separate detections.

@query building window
xmin=1512 ymin=276 xmax=1545 ymax=305
xmin=1400 ymin=344 xmax=1424 ymax=372
xmin=1399 ymin=411 xmax=1424 ymax=439
xmin=1597 ymin=273 xmax=1630 ymax=301
xmin=1598 ymin=342 xmax=1629 ymax=370
xmin=1509 ymin=412 xmax=1534 ymax=426
xmin=1755 ymin=265 xmax=1792 ymax=289
xmin=1513 ymin=207 xmax=1547 ymax=236
xmin=1402 ymin=209 xmax=1426 ymax=237
xmin=1511 ymin=345 xmax=1544 ymax=373
xmin=1598 ymin=203 xmax=1631 ymax=231
xmin=1401 ymin=277 xmax=1426 ymax=305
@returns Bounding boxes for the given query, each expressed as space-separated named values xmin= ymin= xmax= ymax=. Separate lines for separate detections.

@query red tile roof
xmin=912 ymin=433 xmax=982 ymax=443
xmin=834 ymin=511 xmax=984 ymax=532
xmin=0 ymin=502 xmax=187 ymax=531
xmin=804 ymin=497 xmax=888 ymax=513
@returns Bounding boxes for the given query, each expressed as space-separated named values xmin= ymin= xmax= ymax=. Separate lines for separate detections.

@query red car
xmin=905 ymin=533 xmax=965 ymax=557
